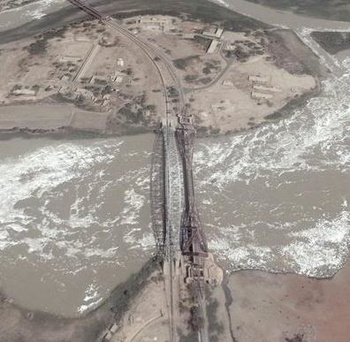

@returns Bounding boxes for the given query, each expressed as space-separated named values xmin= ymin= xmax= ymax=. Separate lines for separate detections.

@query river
xmin=1 ymin=57 xmax=349 ymax=315
xmin=212 ymin=0 xmax=350 ymax=31
xmin=0 ymin=0 xmax=68 ymax=32
xmin=197 ymin=58 xmax=350 ymax=277
xmin=0 ymin=135 xmax=155 ymax=315
xmin=0 ymin=0 xmax=349 ymax=317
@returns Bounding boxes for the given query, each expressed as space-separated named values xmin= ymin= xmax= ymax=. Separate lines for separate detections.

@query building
xmin=59 ymin=55 xmax=82 ymax=63
xmin=253 ymin=85 xmax=282 ymax=93
xmin=113 ymin=76 xmax=123 ymax=83
xmin=202 ymin=27 xmax=224 ymax=39
xmin=225 ymin=42 xmax=236 ymax=51
xmin=248 ymin=75 xmax=269 ymax=84
xmin=137 ymin=16 xmax=172 ymax=31
xmin=222 ymin=80 xmax=234 ymax=87
xmin=207 ymin=40 xmax=219 ymax=54
xmin=75 ymin=88 xmax=94 ymax=100
xmin=251 ymin=91 xmax=273 ymax=100
xmin=12 ymin=89 xmax=36 ymax=96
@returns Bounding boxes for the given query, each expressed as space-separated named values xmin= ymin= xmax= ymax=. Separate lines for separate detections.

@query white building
xmin=207 ymin=40 xmax=219 ymax=54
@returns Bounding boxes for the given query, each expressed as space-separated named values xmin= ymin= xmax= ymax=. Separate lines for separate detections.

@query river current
xmin=0 ymin=0 xmax=350 ymax=316
xmin=1 ymin=58 xmax=349 ymax=315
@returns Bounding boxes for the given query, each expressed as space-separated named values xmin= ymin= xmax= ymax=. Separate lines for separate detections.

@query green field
xmin=244 ymin=0 xmax=350 ymax=21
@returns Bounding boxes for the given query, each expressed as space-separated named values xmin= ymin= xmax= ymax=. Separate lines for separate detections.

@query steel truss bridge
xmin=151 ymin=117 xmax=208 ymax=272
xmin=65 ymin=0 xmax=209 ymax=339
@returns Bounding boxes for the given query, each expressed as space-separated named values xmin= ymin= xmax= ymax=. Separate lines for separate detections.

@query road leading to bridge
xmin=66 ymin=1 xmax=210 ymax=340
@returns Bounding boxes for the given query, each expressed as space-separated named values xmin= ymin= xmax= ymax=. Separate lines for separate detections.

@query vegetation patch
xmin=173 ymin=55 xmax=200 ymax=70
xmin=25 ymin=27 xmax=67 ymax=55
xmin=193 ymin=35 xmax=211 ymax=50
xmin=312 ymin=31 xmax=350 ymax=54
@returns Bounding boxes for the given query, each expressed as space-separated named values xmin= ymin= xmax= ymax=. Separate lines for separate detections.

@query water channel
xmin=0 ymin=0 xmax=349 ymax=317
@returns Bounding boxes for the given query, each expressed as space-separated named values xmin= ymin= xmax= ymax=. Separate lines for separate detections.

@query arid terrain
xmin=0 ymin=0 xmax=349 ymax=341
xmin=208 ymin=258 xmax=350 ymax=342
xmin=0 ymin=12 xmax=320 ymax=136
xmin=2 ymin=255 xmax=350 ymax=342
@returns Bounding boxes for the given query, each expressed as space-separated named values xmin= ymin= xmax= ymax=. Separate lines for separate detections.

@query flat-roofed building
xmin=207 ymin=39 xmax=219 ymax=54
xmin=251 ymin=91 xmax=273 ymax=100
xmin=202 ymin=27 xmax=224 ymax=39
xmin=248 ymin=75 xmax=269 ymax=84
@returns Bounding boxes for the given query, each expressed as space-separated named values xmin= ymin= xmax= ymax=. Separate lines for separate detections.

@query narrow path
xmin=187 ymin=58 xmax=234 ymax=94
xmin=127 ymin=314 xmax=162 ymax=342
xmin=295 ymin=29 xmax=344 ymax=75
xmin=73 ymin=43 xmax=100 ymax=81
xmin=221 ymin=276 xmax=237 ymax=342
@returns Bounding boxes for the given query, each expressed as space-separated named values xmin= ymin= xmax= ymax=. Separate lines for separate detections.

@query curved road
xmin=106 ymin=18 xmax=180 ymax=342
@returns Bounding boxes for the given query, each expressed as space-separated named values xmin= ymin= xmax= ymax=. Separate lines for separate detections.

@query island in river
xmin=0 ymin=0 xmax=350 ymax=341
xmin=0 ymin=0 xmax=322 ymax=137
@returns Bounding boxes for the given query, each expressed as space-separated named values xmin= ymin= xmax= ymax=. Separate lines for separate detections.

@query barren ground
xmin=0 ymin=19 xmax=165 ymax=135
xmin=221 ymin=259 xmax=350 ymax=342
xmin=2 ymin=257 xmax=350 ymax=342
xmin=0 ymin=14 xmax=320 ymax=136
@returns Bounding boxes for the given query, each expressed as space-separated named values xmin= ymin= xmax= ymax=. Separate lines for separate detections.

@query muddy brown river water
xmin=0 ymin=0 xmax=349 ymax=317
xmin=212 ymin=0 xmax=350 ymax=31
xmin=0 ymin=135 xmax=155 ymax=315
xmin=1 ymin=59 xmax=349 ymax=315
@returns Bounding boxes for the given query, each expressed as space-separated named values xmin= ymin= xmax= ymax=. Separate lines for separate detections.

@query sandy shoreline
xmin=225 ymin=257 xmax=350 ymax=341
xmin=0 ymin=103 xmax=110 ymax=132
xmin=0 ymin=0 xmax=324 ymax=139
xmin=0 ymin=1 xmax=346 ymax=341
xmin=2 ymin=254 xmax=350 ymax=341
xmin=0 ymin=80 xmax=321 ymax=139
xmin=0 ymin=257 xmax=161 ymax=341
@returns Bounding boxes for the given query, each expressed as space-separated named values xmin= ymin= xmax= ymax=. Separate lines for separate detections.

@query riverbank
xmin=225 ymin=257 xmax=350 ymax=341
xmin=0 ymin=82 xmax=320 ymax=140
xmin=0 ymin=0 xmax=266 ymax=44
xmin=0 ymin=104 xmax=109 ymax=133
xmin=0 ymin=0 xmax=325 ymax=138
xmin=4 ymin=252 xmax=350 ymax=342
xmin=0 ymin=103 xmax=153 ymax=139
xmin=0 ymin=257 xmax=161 ymax=342
xmin=0 ymin=73 xmax=321 ymax=139
xmin=0 ymin=25 xmax=322 ymax=139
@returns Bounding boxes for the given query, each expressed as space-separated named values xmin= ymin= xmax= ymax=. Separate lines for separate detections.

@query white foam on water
xmin=78 ymin=283 xmax=103 ymax=314
xmin=0 ymin=139 xmax=152 ymax=267
xmin=197 ymin=58 xmax=350 ymax=276
xmin=120 ymin=189 xmax=146 ymax=226
xmin=282 ymin=211 xmax=350 ymax=276
xmin=214 ymin=0 xmax=229 ymax=8
xmin=0 ymin=54 xmax=349 ymax=314
xmin=0 ymin=136 xmax=155 ymax=314
xmin=196 ymin=59 xmax=350 ymax=188
xmin=137 ymin=231 xmax=156 ymax=250
xmin=23 ymin=0 xmax=65 ymax=19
